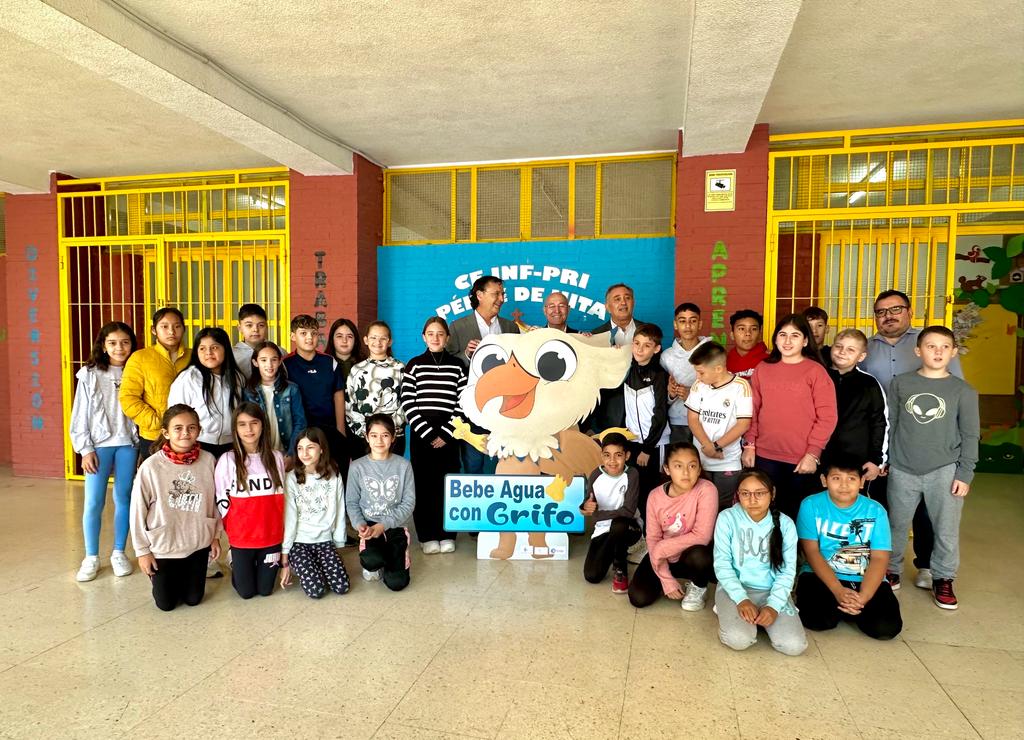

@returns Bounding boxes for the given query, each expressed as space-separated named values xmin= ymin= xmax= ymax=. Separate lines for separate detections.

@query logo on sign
xmin=444 ymin=474 xmax=586 ymax=532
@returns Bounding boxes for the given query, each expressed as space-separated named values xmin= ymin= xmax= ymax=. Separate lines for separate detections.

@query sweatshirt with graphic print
xmin=345 ymin=454 xmax=416 ymax=531
xmin=214 ymin=451 xmax=286 ymax=549
xmin=645 ymin=478 xmax=717 ymax=595
xmin=713 ymin=504 xmax=798 ymax=614
xmin=130 ymin=450 xmax=220 ymax=559
xmin=346 ymin=357 xmax=406 ymax=439
xmin=283 ymin=469 xmax=347 ymax=553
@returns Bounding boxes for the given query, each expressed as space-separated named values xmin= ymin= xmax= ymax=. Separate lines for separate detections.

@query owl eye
xmin=534 ymin=340 xmax=578 ymax=382
xmin=471 ymin=343 xmax=509 ymax=379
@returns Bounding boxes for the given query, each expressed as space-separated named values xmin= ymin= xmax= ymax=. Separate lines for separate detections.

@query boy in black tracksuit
xmin=823 ymin=329 xmax=889 ymax=487
xmin=623 ymin=323 xmax=670 ymax=517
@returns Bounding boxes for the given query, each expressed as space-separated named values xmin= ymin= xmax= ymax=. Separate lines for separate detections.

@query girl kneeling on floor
xmin=713 ymin=469 xmax=807 ymax=656
xmin=214 ymin=403 xmax=286 ymax=599
xmin=628 ymin=442 xmax=717 ymax=611
xmin=281 ymin=427 xmax=350 ymax=598
xmin=130 ymin=404 xmax=221 ymax=611
xmin=346 ymin=414 xmax=416 ymax=591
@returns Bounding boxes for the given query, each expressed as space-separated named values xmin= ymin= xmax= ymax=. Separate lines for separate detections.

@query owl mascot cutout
xmin=453 ymin=329 xmax=632 ymax=559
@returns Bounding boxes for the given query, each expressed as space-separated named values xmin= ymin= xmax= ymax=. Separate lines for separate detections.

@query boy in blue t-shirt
xmin=283 ymin=314 xmax=347 ymax=469
xmin=796 ymin=456 xmax=902 ymax=640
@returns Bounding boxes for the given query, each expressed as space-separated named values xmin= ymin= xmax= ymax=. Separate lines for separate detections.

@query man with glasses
xmin=446 ymin=276 xmax=519 ymax=475
xmin=860 ymin=289 xmax=963 ymax=591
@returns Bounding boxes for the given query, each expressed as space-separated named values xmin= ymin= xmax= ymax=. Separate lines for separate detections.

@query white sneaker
xmin=362 ymin=568 xmax=382 ymax=582
xmin=681 ymin=583 xmax=708 ymax=612
xmin=915 ymin=568 xmax=933 ymax=590
xmin=439 ymin=539 xmax=456 ymax=553
xmin=76 ymin=556 xmax=100 ymax=582
xmin=627 ymin=537 xmax=648 ymax=564
xmin=110 ymin=551 xmax=133 ymax=577
xmin=422 ymin=540 xmax=441 ymax=555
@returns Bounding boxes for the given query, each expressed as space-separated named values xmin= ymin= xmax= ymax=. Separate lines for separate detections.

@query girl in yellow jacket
xmin=119 ymin=307 xmax=189 ymax=460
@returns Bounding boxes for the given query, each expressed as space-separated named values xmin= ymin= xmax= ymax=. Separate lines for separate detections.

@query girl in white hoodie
xmin=168 ymin=327 xmax=244 ymax=458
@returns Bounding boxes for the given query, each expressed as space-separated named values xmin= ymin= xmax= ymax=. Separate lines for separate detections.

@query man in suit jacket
xmin=590 ymin=283 xmax=652 ymax=432
xmin=446 ymin=276 xmax=520 ymax=476
xmin=542 ymin=291 xmax=579 ymax=333
xmin=446 ymin=276 xmax=520 ymax=363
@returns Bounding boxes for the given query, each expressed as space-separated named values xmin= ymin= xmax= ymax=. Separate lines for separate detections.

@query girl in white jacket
xmin=69 ymin=322 xmax=139 ymax=582
xmin=168 ymin=327 xmax=244 ymax=458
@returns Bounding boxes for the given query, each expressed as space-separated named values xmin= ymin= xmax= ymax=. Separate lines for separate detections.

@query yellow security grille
xmin=764 ymin=121 xmax=1024 ymax=334
xmin=384 ymin=153 xmax=675 ymax=244
xmin=57 ymin=168 xmax=291 ymax=479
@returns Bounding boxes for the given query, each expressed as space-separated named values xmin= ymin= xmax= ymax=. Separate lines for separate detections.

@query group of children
xmin=578 ymin=293 xmax=977 ymax=653
xmin=70 ymin=290 xmax=979 ymax=655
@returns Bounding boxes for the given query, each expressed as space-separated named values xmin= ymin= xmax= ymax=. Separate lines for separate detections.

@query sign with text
xmin=377 ymin=237 xmax=675 ymax=361
xmin=443 ymin=474 xmax=586 ymax=533
xmin=705 ymin=169 xmax=736 ymax=212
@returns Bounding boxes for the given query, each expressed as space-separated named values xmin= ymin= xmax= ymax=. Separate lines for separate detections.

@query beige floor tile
xmin=373 ymin=720 xmax=488 ymax=739
xmin=907 ymin=641 xmax=1024 ymax=692
xmin=390 ymin=674 xmax=517 ymax=738
xmin=815 ymin=630 xmax=979 ymax=736
xmin=943 ymin=684 xmax=1024 ymax=740
xmin=495 ymin=681 xmax=622 ymax=740
xmin=138 ymin=692 xmax=381 ymax=739
xmin=898 ymin=588 xmax=1024 ymax=651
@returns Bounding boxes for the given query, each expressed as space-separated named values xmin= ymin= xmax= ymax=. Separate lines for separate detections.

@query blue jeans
xmin=83 ymin=445 xmax=138 ymax=556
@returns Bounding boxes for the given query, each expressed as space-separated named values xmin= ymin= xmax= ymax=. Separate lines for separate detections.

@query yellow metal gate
xmin=58 ymin=168 xmax=291 ymax=478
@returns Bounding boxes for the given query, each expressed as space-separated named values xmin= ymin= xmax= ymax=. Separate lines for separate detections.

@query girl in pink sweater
xmin=741 ymin=313 xmax=837 ymax=521
xmin=627 ymin=443 xmax=718 ymax=612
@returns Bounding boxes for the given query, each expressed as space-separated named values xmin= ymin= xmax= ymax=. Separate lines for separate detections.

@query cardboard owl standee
xmin=450 ymin=329 xmax=633 ymax=560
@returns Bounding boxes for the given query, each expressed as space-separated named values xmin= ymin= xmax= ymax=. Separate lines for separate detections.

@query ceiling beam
xmin=1 ymin=0 xmax=354 ymax=175
xmin=681 ymin=0 xmax=802 ymax=156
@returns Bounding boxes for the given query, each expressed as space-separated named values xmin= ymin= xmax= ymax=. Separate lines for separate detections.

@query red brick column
xmin=3 ymin=188 xmax=64 ymax=477
xmin=675 ymin=125 xmax=770 ymax=347
xmin=289 ymin=155 xmax=383 ymax=346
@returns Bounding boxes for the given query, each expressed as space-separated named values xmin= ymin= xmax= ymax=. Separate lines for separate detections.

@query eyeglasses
xmin=738 ymin=489 xmax=771 ymax=500
xmin=873 ymin=305 xmax=909 ymax=318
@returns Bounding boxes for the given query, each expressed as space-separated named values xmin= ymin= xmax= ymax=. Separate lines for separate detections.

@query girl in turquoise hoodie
xmin=712 ymin=469 xmax=807 ymax=656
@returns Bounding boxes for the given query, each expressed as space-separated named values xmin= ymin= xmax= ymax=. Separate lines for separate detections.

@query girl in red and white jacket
xmin=627 ymin=442 xmax=718 ymax=612
xmin=214 ymin=402 xmax=286 ymax=599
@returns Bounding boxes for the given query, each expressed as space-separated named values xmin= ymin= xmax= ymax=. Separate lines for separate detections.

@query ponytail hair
xmin=735 ymin=468 xmax=784 ymax=572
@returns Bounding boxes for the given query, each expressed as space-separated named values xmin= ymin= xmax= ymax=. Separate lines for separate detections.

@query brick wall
xmin=3 ymin=190 xmax=64 ymax=477
xmin=675 ymin=124 xmax=770 ymax=346
xmin=289 ymin=155 xmax=384 ymax=346
xmin=0 ymin=254 xmax=9 ymax=464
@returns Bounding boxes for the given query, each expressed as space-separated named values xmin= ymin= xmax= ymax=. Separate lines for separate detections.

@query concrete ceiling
xmin=759 ymin=0 xmax=1024 ymax=133
xmin=0 ymin=0 xmax=1021 ymax=192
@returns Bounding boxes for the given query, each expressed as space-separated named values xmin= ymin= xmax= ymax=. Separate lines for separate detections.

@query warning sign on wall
xmin=705 ymin=169 xmax=736 ymax=212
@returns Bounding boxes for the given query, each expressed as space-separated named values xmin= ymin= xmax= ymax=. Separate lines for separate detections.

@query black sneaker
xmin=932 ymin=578 xmax=958 ymax=610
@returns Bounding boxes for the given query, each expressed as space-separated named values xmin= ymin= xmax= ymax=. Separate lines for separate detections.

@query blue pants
xmin=461 ymin=440 xmax=497 ymax=475
xmin=83 ymin=445 xmax=138 ymax=556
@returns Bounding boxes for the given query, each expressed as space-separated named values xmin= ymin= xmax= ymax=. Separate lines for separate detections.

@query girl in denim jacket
xmin=244 ymin=341 xmax=307 ymax=471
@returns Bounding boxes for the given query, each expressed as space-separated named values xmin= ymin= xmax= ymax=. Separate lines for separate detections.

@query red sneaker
xmin=932 ymin=578 xmax=958 ymax=610
xmin=611 ymin=568 xmax=629 ymax=594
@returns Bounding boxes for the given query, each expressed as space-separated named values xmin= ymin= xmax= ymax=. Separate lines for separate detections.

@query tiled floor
xmin=0 ymin=466 xmax=1021 ymax=739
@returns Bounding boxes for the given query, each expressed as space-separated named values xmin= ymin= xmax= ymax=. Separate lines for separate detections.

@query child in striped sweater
xmin=400 ymin=317 xmax=468 ymax=554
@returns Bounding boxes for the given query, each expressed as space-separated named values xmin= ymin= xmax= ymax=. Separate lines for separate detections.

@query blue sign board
xmin=378 ymin=237 xmax=675 ymax=362
xmin=444 ymin=474 xmax=586 ymax=533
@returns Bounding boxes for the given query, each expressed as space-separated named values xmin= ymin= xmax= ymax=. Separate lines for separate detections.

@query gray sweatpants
xmin=715 ymin=587 xmax=807 ymax=656
xmin=888 ymin=463 xmax=963 ymax=580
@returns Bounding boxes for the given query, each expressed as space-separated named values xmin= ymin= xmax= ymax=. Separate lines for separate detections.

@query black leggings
xmin=360 ymin=525 xmax=410 ymax=592
xmin=151 ymin=546 xmax=210 ymax=612
xmin=231 ymin=544 xmax=282 ymax=599
xmin=411 ymin=432 xmax=461 ymax=543
xmin=796 ymin=572 xmax=903 ymax=640
xmin=755 ymin=456 xmax=821 ymax=522
xmin=584 ymin=517 xmax=642 ymax=583
xmin=628 ymin=543 xmax=715 ymax=608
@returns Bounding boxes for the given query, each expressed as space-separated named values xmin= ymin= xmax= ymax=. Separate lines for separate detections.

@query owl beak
xmin=475 ymin=354 xmax=539 ymax=419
